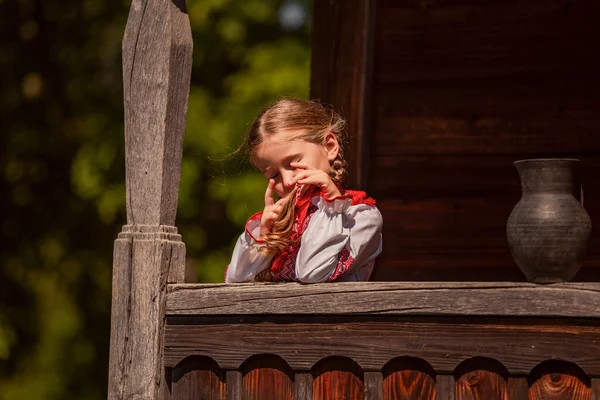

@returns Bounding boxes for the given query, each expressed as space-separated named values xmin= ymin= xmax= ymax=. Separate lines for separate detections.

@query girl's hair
xmin=246 ymin=98 xmax=347 ymax=259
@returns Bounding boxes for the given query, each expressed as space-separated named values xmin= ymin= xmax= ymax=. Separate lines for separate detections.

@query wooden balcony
xmin=164 ymin=282 xmax=600 ymax=399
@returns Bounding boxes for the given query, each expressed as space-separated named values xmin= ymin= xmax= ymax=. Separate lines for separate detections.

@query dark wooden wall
xmin=312 ymin=0 xmax=600 ymax=282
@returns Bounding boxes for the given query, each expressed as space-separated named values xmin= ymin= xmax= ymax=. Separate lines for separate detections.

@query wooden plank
xmin=369 ymin=262 xmax=526 ymax=282
xmin=312 ymin=357 xmax=364 ymax=400
xmin=374 ymin=113 xmax=600 ymax=157
xmin=240 ymin=355 xmax=294 ymax=400
xmin=163 ymin=317 xmax=600 ymax=376
xmin=372 ymin=261 xmax=600 ymax=282
xmin=436 ymin=375 xmax=455 ymax=400
xmin=383 ymin=357 xmax=435 ymax=400
xmin=529 ymin=373 xmax=591 ymax=399
xmin=364 ymin=372 xmax=383 ymax=400
xmin=294 ymin=372 xmax=313 ymax=400
xmin=375 ymin=1 xmax=600 ymax=83
xmin=165 ymin=282 xmax=600 ymax=318
xmin=529 ymin=361 xmax=592 ymax=399
xmin=372 ymin=77 xmax=600 ymax=156
xmin=369 ymin=155 xmax=600 ymax=199
xmin=456 ymin=371 xmax=507 ymax=399
xmin=107 ymin=238 xmax=133 ymax=400
xmin=592 ymin=378 xmax=600 ymax=400
xmin=508 ymin=377 xmax=528 ymax=400
xmin=171 ymin=356 xmax=225 ymax=400
xmin=225 ymin=370 xmax=242 ymax=400
xmin=310 ymin=0 xmax=376 ymax=190
xmin=455 ymin=358 xmax=508 ymax=399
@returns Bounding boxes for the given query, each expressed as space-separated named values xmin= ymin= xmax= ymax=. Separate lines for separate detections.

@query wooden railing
xmin=164 ymin=282 xmax=600 ymax=399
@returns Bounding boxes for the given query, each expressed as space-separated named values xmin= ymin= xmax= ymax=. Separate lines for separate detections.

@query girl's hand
xmin=289 ymin=162 xmax=342 ymax=199
xmin=260 ymin=179 xmax=284 ymax=239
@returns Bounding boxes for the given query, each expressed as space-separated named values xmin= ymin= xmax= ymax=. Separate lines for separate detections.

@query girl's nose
xmin=281 ymin=171 xmax=294 ymax=189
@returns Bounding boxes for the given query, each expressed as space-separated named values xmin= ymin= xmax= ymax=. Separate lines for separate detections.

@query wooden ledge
xmin=165 ymin=282 xmax=600 ymax=318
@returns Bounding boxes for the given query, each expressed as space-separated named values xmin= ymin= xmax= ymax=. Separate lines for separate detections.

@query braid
xmin=329 ymin=154 xmax=347 ymax=186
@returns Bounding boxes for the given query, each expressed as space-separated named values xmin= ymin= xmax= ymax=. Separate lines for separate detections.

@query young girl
xmin=225 ymin=98 xmax=383 ymax=283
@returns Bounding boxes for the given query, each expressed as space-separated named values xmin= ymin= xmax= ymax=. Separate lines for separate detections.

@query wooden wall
xmin=312 ymin=0 xmax=600 ymax=282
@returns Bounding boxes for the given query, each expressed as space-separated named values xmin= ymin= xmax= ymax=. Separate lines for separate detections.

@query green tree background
xmin=0 ymin=0 xmax=311 ymax=398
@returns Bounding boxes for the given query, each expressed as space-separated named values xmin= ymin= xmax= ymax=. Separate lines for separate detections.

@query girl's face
xmin=252 ymin=131 xmax=339 ymax=197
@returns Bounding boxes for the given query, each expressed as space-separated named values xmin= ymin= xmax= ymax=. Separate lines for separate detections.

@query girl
xmin=225 ymin=98 xmax=383 ymax=283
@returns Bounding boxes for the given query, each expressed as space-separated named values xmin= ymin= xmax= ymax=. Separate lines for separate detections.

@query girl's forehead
xmin=264 ymin=129 xmax=304 ymax=144
xmin=252 ymin=134 xmax=319 ymax=168
xmin=255 ymin=137 xmax=304 ymax=159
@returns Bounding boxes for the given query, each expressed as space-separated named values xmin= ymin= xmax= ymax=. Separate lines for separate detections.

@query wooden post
xmin=107 ymin=0 xmax=193 ymax=398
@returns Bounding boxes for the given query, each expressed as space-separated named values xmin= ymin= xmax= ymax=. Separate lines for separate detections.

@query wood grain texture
xmin=240 ymin=355 xmax=294 ymax=400
xmin=436 ymin=375 xmax=455 ymax=400
xmin=373 ymin=78 xmax=600 ymax=156
xmin=163 ymin=316 xmax=600 ymax=376
xmin=592 ymin=378 xmax=600 ymax=400
xmin=122 ymin=0 xmax=193 ymax=226
xmin=365 ymin=372 xmax=383 ymax=400
xmin=366 ymin=0 xmax=600 ymax=280
xmin=530 ymin=374 xmax=591 ymax=399
xmin=166 ymin=282 xmax=600 ymax=318
xmin=508 ymin=377 xmax=528 ymax=400
xmin=456 ymin=371 xmax=507 ymax=399
xmin=171 ymin=356 xmax=225 ymax=400
xmin=108 ymin=238 xmax=133 ymax=400
xmin=455 ymin=358 xmax=509 ymax=399
xmin=294 ymin=372 xmax=313 ymax=400
xmin=312 ymin=357 xmax=365 ymax=400
xmin=375 ymin=1 xmax=600 ymax=83
xmin=226 ymin=370 xmax=242 ymax=400
xmin=310 ymin=0 xmax=376 ymax=190
xmin=529 ymin=361 xmax=592 ymax=400
xmin=108 ymin=0 xmax=192 ymax=398
xmin=383 ymin=357 xmax=436 ymax=400
xmin=109 ymin=227 xmax=185 ymax=400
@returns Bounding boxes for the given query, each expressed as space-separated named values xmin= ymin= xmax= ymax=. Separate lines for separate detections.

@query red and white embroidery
xmin=270 ymin=204 xmax=318 ymax=282
xmin=327 ymin=247 xmax=354 ymax=281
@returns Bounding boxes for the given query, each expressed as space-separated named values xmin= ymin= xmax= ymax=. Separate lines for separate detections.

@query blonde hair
xmin=246 ymin=98 xmax=347 ymax=260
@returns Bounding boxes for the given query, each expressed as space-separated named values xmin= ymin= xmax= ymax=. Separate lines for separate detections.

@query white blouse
xmin=225 ymin=194 xmax=383 ymax=283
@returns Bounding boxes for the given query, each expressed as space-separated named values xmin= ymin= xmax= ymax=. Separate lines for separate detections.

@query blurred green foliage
xmin=0 ymin=0 xmax=311 ymax=398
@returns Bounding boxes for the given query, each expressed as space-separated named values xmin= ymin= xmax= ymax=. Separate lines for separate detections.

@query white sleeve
xmin=295 ymin=196 xmax=383 ymax=283
xmin=225 ymin=213 xmax=274 ymax=283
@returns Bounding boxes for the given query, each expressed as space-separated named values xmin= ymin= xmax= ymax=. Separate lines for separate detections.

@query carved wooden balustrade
xmin=164 ymin=282 xmax=600 ymax=399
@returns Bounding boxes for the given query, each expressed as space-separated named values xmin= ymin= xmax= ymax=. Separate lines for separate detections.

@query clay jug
xmin=507 ymin=159 xmax=591 ymax=283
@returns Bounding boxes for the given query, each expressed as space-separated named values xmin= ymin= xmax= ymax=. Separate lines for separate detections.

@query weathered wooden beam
xmin=107 ymin=0 xmax=192 ymax=398
xmin=163 ymin=316 xmax=600 ymax=376
xmin=165 ymin=282 xmax=600 ymax=318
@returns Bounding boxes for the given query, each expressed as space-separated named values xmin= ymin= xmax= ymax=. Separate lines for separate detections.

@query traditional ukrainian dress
xmin=225 ymin=186 xmax=383 ymax=283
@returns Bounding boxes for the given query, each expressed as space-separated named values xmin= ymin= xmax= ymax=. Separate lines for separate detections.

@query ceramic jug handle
xmin=575 ymin=182 xmax=584 ymax=206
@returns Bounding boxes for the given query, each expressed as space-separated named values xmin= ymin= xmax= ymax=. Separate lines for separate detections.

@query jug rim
xmin=514 ymin=158 xmax=580 ymax=165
